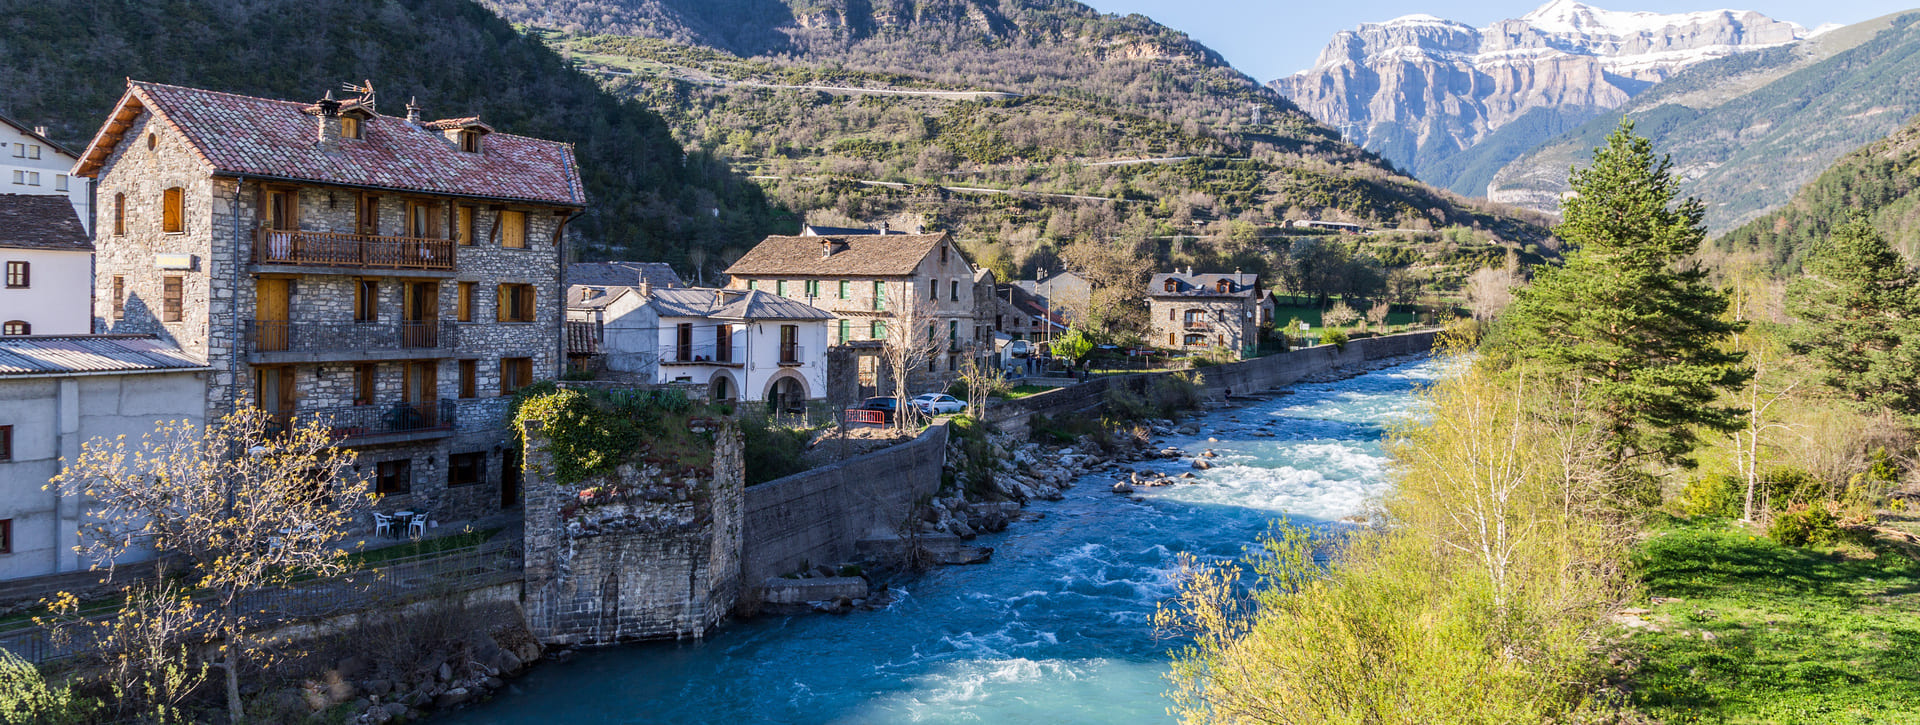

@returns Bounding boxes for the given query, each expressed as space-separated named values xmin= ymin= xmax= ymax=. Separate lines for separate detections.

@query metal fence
xmin=0 ymin=540 xmax=521 ymax=665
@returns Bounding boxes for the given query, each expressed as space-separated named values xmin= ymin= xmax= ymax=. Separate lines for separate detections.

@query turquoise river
xmin=440 ymin=357 xmax=1439 ymax=724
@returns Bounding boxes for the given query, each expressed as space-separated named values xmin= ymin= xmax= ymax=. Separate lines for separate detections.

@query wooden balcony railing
xmin=265 ymin=400 xmax=456 ymax=442
xmin=659 ymin=342 xmax=740 ymax=365
xmin=254 ymin=229 xmax=455 ymax=270
xmin=246 ymin=320 xmax=454 ymax=354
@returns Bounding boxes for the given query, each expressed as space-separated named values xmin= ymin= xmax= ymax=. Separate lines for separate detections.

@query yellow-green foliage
xmin=1159 ymin=355 xmax=1633 ymax=723
xmin=0 ymin=651 xmax=94 ymax=724
xmin=513 ymin=387 xmax=709 ymax=485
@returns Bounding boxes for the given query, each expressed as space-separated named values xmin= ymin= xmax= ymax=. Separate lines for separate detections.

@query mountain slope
xmin=1711 ymin=113 xmax=1920 ymax=273
xmin=0 ymin=0 xmax=787 ymax=266
xmin=1487 ymin=10 xmax=1920 ymax=231
xmin=1270 ymin=1 xmax=1808 ymax=188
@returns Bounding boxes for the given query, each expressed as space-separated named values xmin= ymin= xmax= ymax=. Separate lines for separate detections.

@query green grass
xmin=345 ymin=527 xmax=501 ymax=568
xmin=997 ymin=385 xmax=1060 ymax=400
xmin=1626 ymin=519 xmax=1920 ymax=724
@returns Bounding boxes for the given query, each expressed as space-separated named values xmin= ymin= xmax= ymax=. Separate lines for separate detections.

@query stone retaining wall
xmin=740 ymin=421 xmax=949 ymax=587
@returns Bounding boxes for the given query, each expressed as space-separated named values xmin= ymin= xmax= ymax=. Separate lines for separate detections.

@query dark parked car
xmin=851 ymin=396 xmax=900 ymax=424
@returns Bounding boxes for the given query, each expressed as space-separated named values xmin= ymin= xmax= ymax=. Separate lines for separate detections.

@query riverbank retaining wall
xmin=740 ymin=421 xmax=950 ymax=587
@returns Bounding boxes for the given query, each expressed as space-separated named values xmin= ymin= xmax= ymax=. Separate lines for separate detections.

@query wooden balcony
xmin=253 ymin=229 xmax=455 ymax=271
xmin=244 ymin=320 xmax=457 ymax=362
xmin=659 ymin=342 xmax=741 ymax=367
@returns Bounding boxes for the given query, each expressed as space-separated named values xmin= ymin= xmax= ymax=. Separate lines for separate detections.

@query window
xmin=161 ymin=187 xmax=184 ymax=233
xmin=949 ymin=320 xmax=959 ymax=341
xmin=0 ymin=425 xmax=9 ymax=461
xmin=500 ymin=210 xmax=527 ymax=248
xmin=459 ymin=130 xmax=482 ymax=153
xmin=54 ymin=175 xmax=68 ymax=192
xmin=448 ymin=452 xmax=487 ymax=486
xmin=1184 ymin=334 xmax=1205 ymax=346
xmin=674 ymin=322 xmax=693 ymax=361
xmin=1217 ymin=279 xmax=1231 ymax=293
xmin=779 ymin=324 xmax=798 ymax=363
xmin=357 ymin=194 xmax=380 ymax=235
xmin=405 ymin=201 xmax=437 ymax=239
xmin=837 ymin=319 xmax=850 ymax=344
xmin=499 ymin=357 xmax=533 ymax=395
xmin=746 ymin=280 xmax=756 ymax=291
xmin=950 ymin=280 xmax=959 ymax=301
xmin=873 ymin=281 xmax=886 ymax=311
xmin=456 ymin=206 xmax=475 ymax=245
xmin=1164 ymin=279 xmax=1176 ymax=293
xmin=355 ymin=280 xmax=379 ymax=322
xmin=113 ymin=194 xmax=125 ymax=236
xmin=871 ymin=320 xmax=886 ymax=339
xmin=497 ymin=284 xmax=535 ymax=322
xmin=838 ymin=280 xmax=850 ymax=299
xmin=1168 ymin=308 xmax=1175 ymax=321
xmin=928 ymin=279 xmax=937 ymax=300
xmin=162 ymin=276 xmax=183 ymax=322
xmin=353 ymin=364 xmax=376 ymax=407
xmin=459 ymin=360 xmax=477 ymax=398
xmin=940 ymin=245 xmax=949 ymax=264
xmin=4 ymin=261 xmax=26 ymax=288
xmin=776 ymin=280 xmax=787 ymax=297
xmin=1168 ymin=333 xmax=1176 ymax=346
xmin=375 ymin=459 xmax=412 ymax=495
xmin=26 ymin=145 xmax=39 ymax=160
xmin=0 ymin=321 xmax=23 ymax=336
xmin=715 ymin=324 xmax=733 ymax=363
xmin=145 ymin=134 xmax=155 ymax=151
xmin=112 ymin=276 xmax=125 ymax=319
xmin=457 ymin=282 xmax=474 ymax=322
xmin=0 ymin=519 xmax=10 ymax=555
xmin=340 ymin=115 xmax=361 ymax=139
xmin=805 ymin=280 xmax=820 ymax=297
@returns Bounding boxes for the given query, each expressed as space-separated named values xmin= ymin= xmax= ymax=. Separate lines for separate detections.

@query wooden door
xmin=502 ymin=448 xmax=522 ymax=509
xmin=255 ymin=278 xmax=290 ymax=351
xmin=402 ymin=361 xmax=437 ymax=403
xmin=254 ymin=366 xmax=295 ymax=414
xmin=402 ymin=282 xmax=439 ymax=347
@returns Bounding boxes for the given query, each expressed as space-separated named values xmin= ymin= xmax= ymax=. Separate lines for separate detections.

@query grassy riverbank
xmin=1625 ymin=518 xmax=1920 ymax=723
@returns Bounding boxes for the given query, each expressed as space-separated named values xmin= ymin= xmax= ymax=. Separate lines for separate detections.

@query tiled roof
xmin=569 ymin=261 xmax=685 ymax=289
xmin=649 ymin=288 xmax=834 ymax=321
xmin=800 ymin=225 xmax=909 ymax=236
xmin=0 ymin=335 xmax=206 ymax=376
xmin=565 ymin=320 xmax=598 ymax=356
xmin=1149 ymin=271 xmax=1261 ymax=299
xmin=725 ymin=233 xmax=948 ymax=277
xmin=75 ymin=81 xmax=585 ymax=207
xmin=0 ymin=109 xmax=79 ymax=158
xmin=567 ymin=285 xmax=635 ymax=310
xmin=422 ymin=117 xmax=493 ymax=132
xmin=0 ymin=194 xmax=91 ymax=251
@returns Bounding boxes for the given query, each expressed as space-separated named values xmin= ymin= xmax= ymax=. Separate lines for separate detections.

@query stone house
xmin=0 ymin=194 xmax=94 ymax=335
xmin=567 ymin=285 xmax=831 ymax=407
xmin=0 ymin=110 xmax=91 ymax=234
xmin=74 ymin=80 xmax=586 ymax=523
xmin=1014 ymin=269 xmax=1092 ymax=324
xmin=724 ymin=232 xmax=977 ymax=398
xmin=0 ymin=335 xmax=208 ymax=581
xmin=1147 ymin=268 xmax=1272 ymax=359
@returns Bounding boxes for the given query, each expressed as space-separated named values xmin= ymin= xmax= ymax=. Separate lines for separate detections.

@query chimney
xmin=406 ymin=97 xmax=422 ymax=125
xmin=638 ymin=281 xmax=652 ymax=298
xmin=1185 ymin=265 xmax=1193 ymax=276
xmin=878 ymin=222 xmax=888 ymax=235
xmin=315 ymin=91 xmax=342 ymax=149
xmin=32 ymin=126 xmax=47 ymax=138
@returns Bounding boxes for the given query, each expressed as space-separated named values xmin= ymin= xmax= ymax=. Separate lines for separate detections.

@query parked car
xmin=851 ymin=396 xmax=900 ymax=423
xmin=1007 ymin=339 xmax=1031 ymax=358
xmin=911 ymin=393 xmax=965 ymax=415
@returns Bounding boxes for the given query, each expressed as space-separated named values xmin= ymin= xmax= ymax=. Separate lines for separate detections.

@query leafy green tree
xmin=1785 ymin=219 xmax=1920 ymax=418
xmin=1487 ymin=123 xmax=1748 ymax=463
xmin=1056 ymin=328 xmax=1095 ymax=361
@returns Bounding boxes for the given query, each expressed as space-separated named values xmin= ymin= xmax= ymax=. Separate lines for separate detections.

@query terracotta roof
xmin=423 ymin=117 xmax=494 ymax=132
xmin=648 ymin=288 xmax=834 ymax=321
xmin=1149 ymin=271 xmax=1261 ymax=299
xmin=565 ymin=320 xmax=598 ymax=356
xmin=725 ymin=233 xmax=948 ymax=277
xmin=74 ymin=81 xmax=585 ymax=207
xmin=0 ymin=335 xmax=206 ymax=376
xmin=0 ymin=194 xmax=91 ymax=252
xmin=569 ymin=261 xmax=685 ymax=289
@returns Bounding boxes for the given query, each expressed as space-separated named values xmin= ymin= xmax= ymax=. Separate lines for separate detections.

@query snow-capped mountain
xmin=1271 ymin=0 xmax=1810 ymax=188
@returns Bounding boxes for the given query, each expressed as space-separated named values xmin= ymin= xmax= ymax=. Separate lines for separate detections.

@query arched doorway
xmin=763 ymin=372 xmax=809 ymax=413
xmin=708 ymin=371 xmax=738 ymax=402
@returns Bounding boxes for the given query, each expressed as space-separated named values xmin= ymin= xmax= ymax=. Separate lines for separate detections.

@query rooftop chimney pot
xmin=405 ymin=97 xmax=422 ymax=125
xmin=638 ymin=281 xmax=652 ymax=298
xmin=32 ymin=126 xmax=47 ymax=137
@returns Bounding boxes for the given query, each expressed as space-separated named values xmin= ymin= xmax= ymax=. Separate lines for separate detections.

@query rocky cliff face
xmin=1272 ymin=1 xmax=1810 ymax=188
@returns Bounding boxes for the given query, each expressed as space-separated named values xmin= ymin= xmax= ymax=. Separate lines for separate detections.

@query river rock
xmin=1111 ymin=481 xmax=1134 ymax=494
xmin=1181 ymin=472 xmax=1197 ymax=479
xmin=951 ymin=519 xmax=977 ymax=540
xmin=1192 ymin=459 xmax=1210 ymax=470
xmin=434 ymin=687 xmax=473 ymax=709
xmin=381 ymin=702 xmax=410 ymax=719
xmin=1201 ymin=450 xmax=1217 ymax=458
xmin=437 ymin=662 xmax=453 ymax=683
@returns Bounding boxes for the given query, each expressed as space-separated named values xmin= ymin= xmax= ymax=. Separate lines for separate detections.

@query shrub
xmin=1318 ymin=328 xmax=1349 ymax=351
xmin=1148 ymin=372 xmax=1205 ymax=417
xmin=0 ymin=651 xmax=94 ymax=725
xmin=741 ymin=416 xmax=812 ymax=485
xmin=1767 ymin=502 xmax=1848 ymax=547
xmin=1677 ymin=473 xmax=1741 ymax=518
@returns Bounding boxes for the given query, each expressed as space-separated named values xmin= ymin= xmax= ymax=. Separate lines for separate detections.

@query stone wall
xmin=740 ymin=420 xmax=949 ymax=586
xmin=520 ymin=418 xmax=745 ymax=645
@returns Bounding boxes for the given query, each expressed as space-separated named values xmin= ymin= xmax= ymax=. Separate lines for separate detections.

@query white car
xmin=911 ymin=393 xmax=966 ymax=415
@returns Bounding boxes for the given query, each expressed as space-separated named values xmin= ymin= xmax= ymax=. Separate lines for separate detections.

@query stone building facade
xmin=75 ymin=80 xmax=585 ymax=523
xmin=1147 ymin=269 xmax=1272 ymax=359
xmin=724 ymin=232 xmax=979 ymax=396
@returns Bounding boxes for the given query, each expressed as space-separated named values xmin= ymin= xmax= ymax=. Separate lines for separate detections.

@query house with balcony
xmin=1 ymin=109 xmax=91 ymax=235
xmin=723 ymin=232 xmax=977 ymax=401
xmin=1147 ymin=268 xmax=1272 ymax=359
xmin=0 ymin=194 xmax=94 ymax=336
xmin=75 ymin=80 xmax=585 ymax=521
xmin=571 ymin=284 xmax=831 ymax=408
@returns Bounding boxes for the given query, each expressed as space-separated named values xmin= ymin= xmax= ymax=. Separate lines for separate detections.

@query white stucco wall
xmin=0 ymin=369 xmax=206 ymax=581
xmin=0 ymin=126 xmax=91 ymax=234
xmin=0 ymin=248 xmax=91 ymax=335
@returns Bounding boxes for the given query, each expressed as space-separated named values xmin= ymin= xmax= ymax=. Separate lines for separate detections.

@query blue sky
xmin=1076 ymin=0 xmax=1920 ymax=81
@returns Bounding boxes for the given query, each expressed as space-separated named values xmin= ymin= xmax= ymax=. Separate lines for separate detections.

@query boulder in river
xmin=1111 ymin=482 xmax=1134 ymax=494
xmin=1192 ymin=459 xmax=1211 ymax=470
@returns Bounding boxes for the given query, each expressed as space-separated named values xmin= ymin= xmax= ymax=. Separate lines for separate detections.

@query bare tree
xmin=884 ymin=295 xmax=947 ymax=430
xmin=49 ymin=405 xmax=375 ymax=723
xmin=1323 ymin=301 xmax=1360 ymax=328
xmin=1465 ymin=266 xmax=1519 ymax=321
xmin=956 ymin=351 xmax=1012 ymax=421
xmin=1367 ymin=300 xmax=1392 ymax=330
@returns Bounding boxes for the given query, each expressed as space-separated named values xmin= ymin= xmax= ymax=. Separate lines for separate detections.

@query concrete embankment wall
xmin=740 ymin=421 xmax=950 ymax=585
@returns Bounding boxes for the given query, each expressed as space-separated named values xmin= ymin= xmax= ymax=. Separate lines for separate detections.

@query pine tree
xmin=1785 ymin=219 xmax=1920 ymax=418
xmin=1487 ymin=123 xmax=1748 ymax=463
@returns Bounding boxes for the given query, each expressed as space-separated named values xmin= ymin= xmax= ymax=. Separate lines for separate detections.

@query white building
xmin=570 ymin=285 xmax=832 ymax=409
xmin=0 ymin=194 xmax=94 ymax=336
xmin=0 ymin=112 xmax=90 ymax=234
xmin=0 ymin=335 xmax=208 ymax=581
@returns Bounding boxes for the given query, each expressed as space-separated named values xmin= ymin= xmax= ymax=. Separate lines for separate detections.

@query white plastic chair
xmin=408 ymin=514 xmax=428 ymax=539
xmin=372 ymin=512 xmax=394 ymax=538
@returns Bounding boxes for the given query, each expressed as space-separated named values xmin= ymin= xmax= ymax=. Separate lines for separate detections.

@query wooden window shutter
xmin=162 ymin=187 xmax=183 ymax=233
xmin=496 ymin=285 xmax=508 ymax=322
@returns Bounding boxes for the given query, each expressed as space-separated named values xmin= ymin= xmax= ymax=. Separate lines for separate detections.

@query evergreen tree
xmin=1785 ymin=219 xmax=1920 ymax=418
xmin=1487 ymin=123 xmax=1748 ymax=463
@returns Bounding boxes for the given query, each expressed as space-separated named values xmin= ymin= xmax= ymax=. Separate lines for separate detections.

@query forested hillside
xmin=1712 ymin=114 xmax=1920 ymax=273
xmin=0 ymin=0 xmax=788 ymax=266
